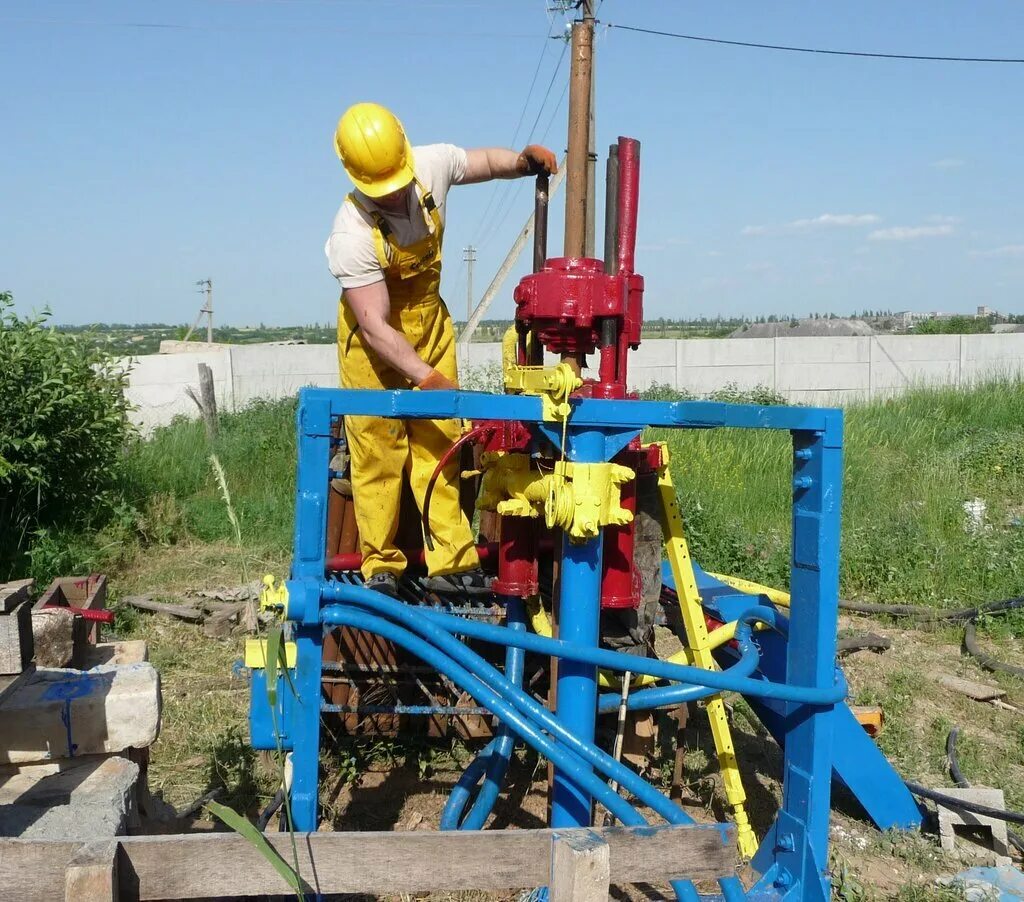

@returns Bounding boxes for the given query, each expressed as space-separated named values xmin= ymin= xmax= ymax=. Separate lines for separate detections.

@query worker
xmin=325 ymin=102 xmax=557 ymax=598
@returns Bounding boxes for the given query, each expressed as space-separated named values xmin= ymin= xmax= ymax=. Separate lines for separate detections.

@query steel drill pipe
xmin=564 ymin=20 xmax=594 ymax=259
xmin=533 ymin=173 xmax=549 ymax=274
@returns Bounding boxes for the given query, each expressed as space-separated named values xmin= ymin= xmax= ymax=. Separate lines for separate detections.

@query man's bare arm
xmin=462 ymin=145 xmax=557 ymax=184
xmin=344 ymin=280 xmax=433 ymax=384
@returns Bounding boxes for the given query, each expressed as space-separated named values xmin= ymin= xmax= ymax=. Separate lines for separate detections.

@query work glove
xmin=517 ymin=144 xmax=557 ymax=177
xmin=417 ymin=369 xmax=458 ymax=391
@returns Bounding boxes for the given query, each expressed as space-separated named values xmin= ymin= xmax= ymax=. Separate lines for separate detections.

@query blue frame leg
xmin=285 ymin=394 xmax=333 ymax=831
xmin=752 ymin=419 xmax=843 ymax=900
xmin=551 ymin=427 xmax=607 ymax=829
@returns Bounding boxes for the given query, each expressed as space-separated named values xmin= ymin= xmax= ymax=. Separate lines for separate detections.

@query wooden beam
xmin=65 ymin=841 xmax=119 ymax=902
xmin=0 ymin=824 xmax=735 ymax=901
xmin=549 ymin=830 xmax=610 ymax=902
xmin=119 ymin=596 xmax=204 ymax=623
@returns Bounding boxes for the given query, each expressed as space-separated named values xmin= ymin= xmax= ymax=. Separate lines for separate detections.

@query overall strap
xmin=347 ymin=192 xmax=392 ymax=269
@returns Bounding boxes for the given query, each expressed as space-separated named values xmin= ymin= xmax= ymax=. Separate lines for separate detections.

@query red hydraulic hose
xmin=421 ymin=424 xmax=497 ymax=552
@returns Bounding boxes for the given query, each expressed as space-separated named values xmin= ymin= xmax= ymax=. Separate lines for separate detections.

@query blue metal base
xmin=245 ymin=386 xmax=885 ymax=900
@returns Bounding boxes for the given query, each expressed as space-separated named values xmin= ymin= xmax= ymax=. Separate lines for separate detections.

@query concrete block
xmin=0 ymin=663 xmax=161 ymax=764
xmin=0 ymin=579 xmax=34 ymax=614
xmin=36 ymin=574 xmax=107 ymax=646
xmin=0 ymin=755 xmax=139 ymax=839
xmin=0 ymin=599 xmax=34 ymax=675
xmin=79 ymin=641 xmax=149 ymax=669
xmin=30 ymin=607 xmax=81 ymax=669
xmin=937 ymin=786 xmax=1011 ymax=866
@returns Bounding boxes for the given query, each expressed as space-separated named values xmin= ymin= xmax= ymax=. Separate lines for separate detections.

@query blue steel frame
xmin=252 ymin=386 xmax=848 ymax=900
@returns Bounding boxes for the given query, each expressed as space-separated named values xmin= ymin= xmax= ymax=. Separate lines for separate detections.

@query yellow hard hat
xmin=334 ymin=102 xmax=415 ymax=198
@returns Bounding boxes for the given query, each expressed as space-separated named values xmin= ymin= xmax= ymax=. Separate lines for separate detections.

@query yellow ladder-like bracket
xmin=655 ymin=446 xmax=759 ymax=860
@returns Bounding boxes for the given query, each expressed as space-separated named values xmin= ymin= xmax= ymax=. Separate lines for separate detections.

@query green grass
xmin=32 ymin=378 xmax=1024 ymax=623
xmin=122 ymin=397 xmax=298 ymax=553
xmin=652 ymin=379 xmax=1024 ymax=608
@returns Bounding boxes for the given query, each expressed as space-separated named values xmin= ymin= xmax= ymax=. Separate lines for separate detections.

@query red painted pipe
xmin=616 ymin=137 xmax=640 ymax=276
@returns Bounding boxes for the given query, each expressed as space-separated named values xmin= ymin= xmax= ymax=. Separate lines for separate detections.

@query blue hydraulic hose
xmin=597 ymin=641 xmax=761 ymax=713
xmin=320 ymin=601 xmax=717 ymax=901
xmin=322 ymin=607 xmax=649 ymax=822
xmin=322 ymin=587 xmax=747 ymax=900
xmin=596 ymin=606 xmax=787 ymax=713
xmin=441 ymin=596 xmax=526 ymax=830
xmin=362 ymin=595 xmax=843 ymax=706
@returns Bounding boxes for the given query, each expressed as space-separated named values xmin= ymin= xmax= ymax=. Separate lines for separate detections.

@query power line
xmin=475 ymin=36 xmax=570 ymax=247
xmin=0 ymin=16 xmax=536 ymax=37
xmin=606 ymin=23 xmax=1024 ymax=64
xmin=468 ymin=26 xmax=555 ymax=247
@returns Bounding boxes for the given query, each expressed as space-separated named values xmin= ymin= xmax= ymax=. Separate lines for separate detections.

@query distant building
xmin=729 ymin=318 xmax=876 ymax=339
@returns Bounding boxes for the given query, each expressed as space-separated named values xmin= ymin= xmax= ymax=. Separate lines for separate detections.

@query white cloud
xmin=791 ymin=213 xmax=880 ymax=229
xmin=741 ymin=213 xmax=880 ymax=236
xmin=868 ymin=223 xmax=955 ymax=241
xmin=927 ymin=214 xmax=961 ymax=224
xmin=932 ymin=158 xmax=965 ymax=170
xmin=969 ymin=244 xmax=1024 ymax=259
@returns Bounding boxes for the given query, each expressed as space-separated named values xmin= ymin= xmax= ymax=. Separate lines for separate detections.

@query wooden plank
xmin=65 ymin=841 xmax=119 ymax=902
xmin=1 ymin=824 xmax=735 ymax=900
xmin=120 ymin=823 xmax=733 ymax=899
xmin=0 ymin=839 xmax=80 ymax=902
xmin=120 ymin=596 xmax=204 ymax=623
xmin=932 ymin=672 xmax=1006 ymax=702
xmin=549 ymin=830 xmax=610 ymax=902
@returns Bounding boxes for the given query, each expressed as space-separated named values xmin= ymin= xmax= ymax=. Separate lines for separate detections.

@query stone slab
xmin=79 ymin=641 xmax=149 ymax=669
xmin=0 ymin=663 xmax=161 ymax=764
xmin=937 ymin=786 xmax=1011 ymax=866
xmin=0 ymin=755 xmax=139 ymax=840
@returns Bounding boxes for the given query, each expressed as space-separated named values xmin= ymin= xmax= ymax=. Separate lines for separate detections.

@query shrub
xmin=0 ymin=293 xmax=134 ymax=578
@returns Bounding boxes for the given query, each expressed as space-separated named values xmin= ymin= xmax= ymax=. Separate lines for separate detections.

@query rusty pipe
xmin=616 ymin=137 xmax=641 ymax=275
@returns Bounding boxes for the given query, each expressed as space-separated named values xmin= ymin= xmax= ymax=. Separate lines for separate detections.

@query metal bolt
xmin=777 ymin=832 xmax=795 ymax=852
xmin=795 ymin=448 xmax=812 ymax=460
xmin=774 ymin=869 xmax=793 ymax=889
xmin=793 ymin=475 xmax=813 ymax=490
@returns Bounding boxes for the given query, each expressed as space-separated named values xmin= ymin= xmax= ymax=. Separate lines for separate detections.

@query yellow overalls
xmin=337 ymin=179 xmax=480 ymax=581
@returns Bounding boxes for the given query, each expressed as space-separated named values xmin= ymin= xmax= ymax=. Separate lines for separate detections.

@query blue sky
xmin=3 ymin=0 xmax=1024 ymax=326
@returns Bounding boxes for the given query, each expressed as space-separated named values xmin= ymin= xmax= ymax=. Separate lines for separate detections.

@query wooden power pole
xmin=563 ymin=8 xmax=594 ymax=259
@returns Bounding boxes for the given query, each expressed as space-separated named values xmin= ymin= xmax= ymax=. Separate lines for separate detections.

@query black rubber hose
xmin=836 ymin=633 xmax=892 ymax=654
xmin=905 ymin=781 xmax=1024 ymax=825
xmin=945 ymin=726 xmax=1024 ymax=855
xmin=946 ymin=728 xmax=969 ymax=788
xmin=964 ymin=620 xmax=1024 ymax=678
xmin=841 ymin=594 xmax=1024 ymax=622
xmin=257 ymin=787 xmax=285 ymax=831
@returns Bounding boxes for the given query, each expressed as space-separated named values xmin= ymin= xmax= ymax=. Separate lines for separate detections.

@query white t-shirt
xmin=325 ymin=143 xmax=469 ymax=290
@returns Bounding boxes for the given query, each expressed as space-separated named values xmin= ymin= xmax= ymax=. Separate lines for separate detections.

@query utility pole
xmin=463 ymin=246 xmax=476 ymax=328
xmin=563 ymin=3 xmax=594 ymax=259
xmin=583 ymin=0 xmax=597 ymax=257
xmin=183 ymin=279 xmax=214 ymax=344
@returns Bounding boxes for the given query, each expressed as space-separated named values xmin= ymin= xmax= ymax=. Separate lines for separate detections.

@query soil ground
xmin=113 ymin=542 xmax=1024 ymax=901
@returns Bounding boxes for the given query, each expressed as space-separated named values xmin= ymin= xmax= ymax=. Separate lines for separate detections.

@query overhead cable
xmin=606 ymin=22 xmax=1024 ymax=64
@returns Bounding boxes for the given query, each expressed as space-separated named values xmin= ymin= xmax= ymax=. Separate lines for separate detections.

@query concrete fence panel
xmin=122 ymin=332 xmax=1024 ymax=432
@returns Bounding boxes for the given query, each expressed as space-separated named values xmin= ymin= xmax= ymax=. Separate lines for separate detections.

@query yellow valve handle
xmin=259 ymin=574 xmax=289 ymax=618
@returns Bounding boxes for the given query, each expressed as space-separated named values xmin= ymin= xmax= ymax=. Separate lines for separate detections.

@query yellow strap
xmin=655 ymin=446 xmax=758 ymax=860
xmin=346 ymin=192 xmax=392 ymax=269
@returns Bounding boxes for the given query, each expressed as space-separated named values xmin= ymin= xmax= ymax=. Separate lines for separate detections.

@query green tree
xmin=0 ymin=293 xmax=134 ymax=578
